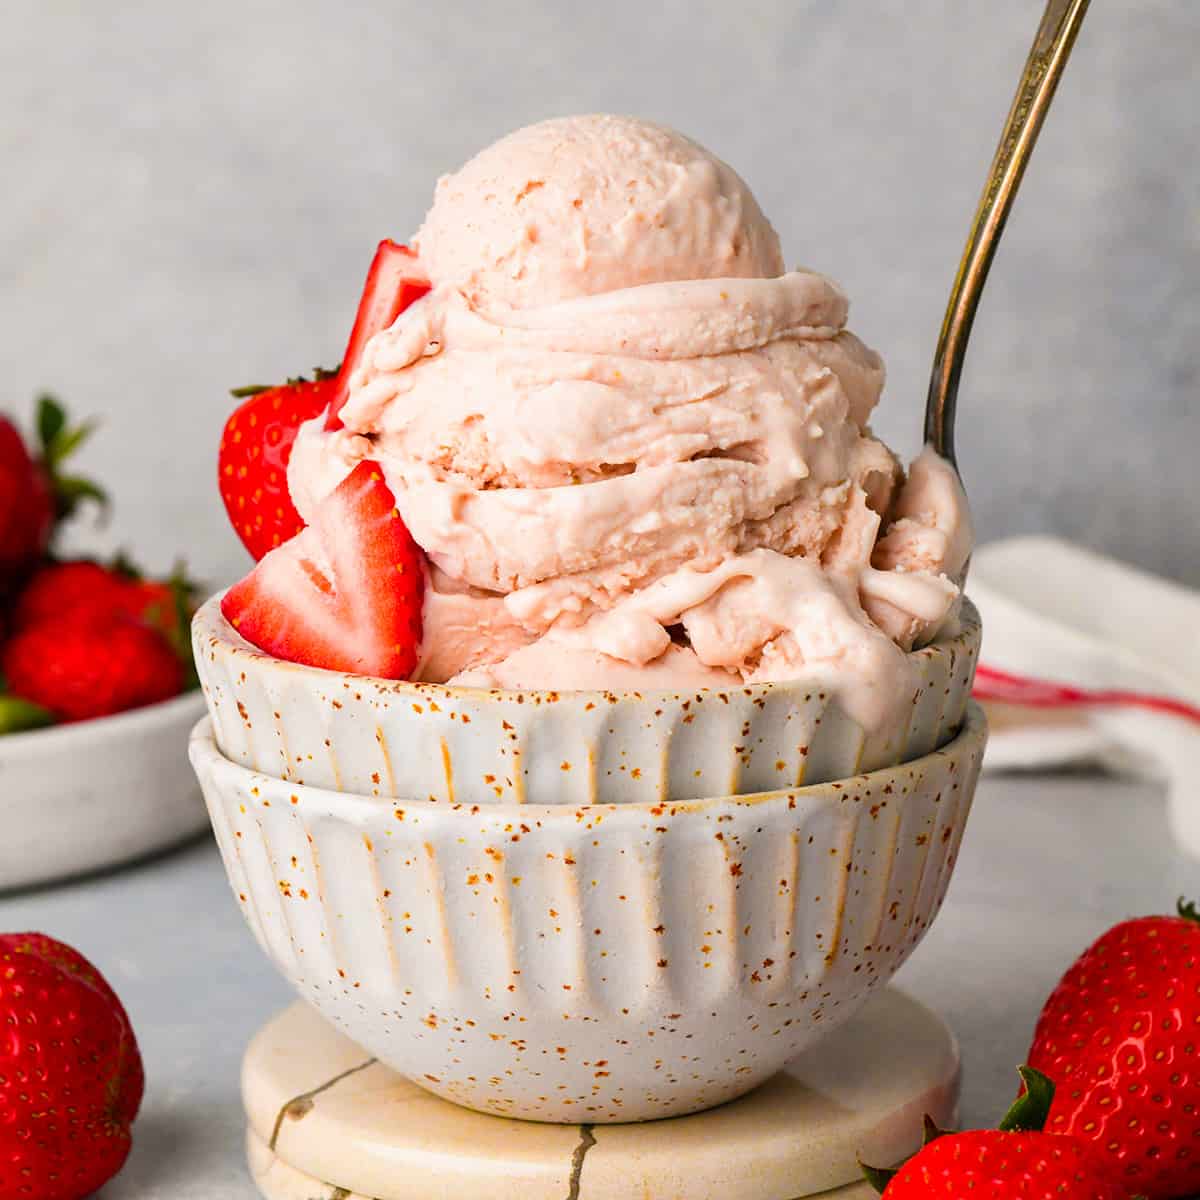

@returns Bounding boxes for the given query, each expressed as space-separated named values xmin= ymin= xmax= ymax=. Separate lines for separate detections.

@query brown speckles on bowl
xmin=190 ymin=704 xmax=986 ymax=1123
xmin=192 ymin=596 xmax=981 ymax=806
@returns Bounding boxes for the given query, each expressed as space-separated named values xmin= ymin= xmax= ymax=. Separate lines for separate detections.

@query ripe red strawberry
xmin=114 ymin=560 xmax=199 ymax=662
xmin=864 ymin=1069 xmax=1140 ymax=1200
xmin=0 ymin=932 xmax=144 ymax=1200
xmin=221 ymin=460 xmax=424 ymax=677
xmin=13 ymin=557 xmax=197 ymax=652
xmin=1026 ymin=900 xmax=1200 ymax=1199
xmin=323 ymin=240 xmax=431 ymax=431
xmin=0 ymin=415 xmax=53 ymax=586
xmin=876 ymin=1129 xmax=1134 ymax=1199
xmin=11 ymin=560 xmax=133 ymax=629
xmin=218 ymin=372 xmax=335 ymax=561
xmin=3 ymin=618 xmax=185 ymax=722
xmin=0 ymin=396 xmax=105 ymax=592
xmin=126 ymin=576 xmax=187 ymax=644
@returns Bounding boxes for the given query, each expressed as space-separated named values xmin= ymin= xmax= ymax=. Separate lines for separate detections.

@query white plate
xmin=0 ymin=690 xmax=209 ymax=891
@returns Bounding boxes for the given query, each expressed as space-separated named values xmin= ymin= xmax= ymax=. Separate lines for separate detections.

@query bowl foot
xmin=243 ymin=985 xmax=957 ymax=1199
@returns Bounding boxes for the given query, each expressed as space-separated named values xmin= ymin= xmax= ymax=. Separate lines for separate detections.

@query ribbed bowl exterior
xmin=190 ymin=703 xmax=986 ymax=1123
xmin=192 ymin=597 xmax=980 ymax=805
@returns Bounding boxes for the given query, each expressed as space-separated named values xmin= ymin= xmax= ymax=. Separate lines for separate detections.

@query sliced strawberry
xmin=324 ymin=240 xmax=431 ymax=431
xmin=219 ymin=373 xmax=335 ymax=561
xmin=221 ymin=461 xmax=424 ymax=678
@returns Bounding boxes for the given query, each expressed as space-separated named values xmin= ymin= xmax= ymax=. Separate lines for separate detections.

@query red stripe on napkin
xmin=973 ymin=664 xmax=1200 ymax=726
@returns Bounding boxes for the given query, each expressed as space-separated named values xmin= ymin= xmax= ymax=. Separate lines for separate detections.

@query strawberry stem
xmin=862 ymin=1070 xmax=1057 ymax=1196
xmin=859 ymin=1159 xmax=897 ymax=1194
xmin=860 ymin=1112 xmax=953 ymax=1194
xmin=998 ymin=1066 xmax=1055 ymax=1133
xmin=1178 ymin=897 xmax=1200 ymax=924
xmin=34 ymin=393 xmax=108 ymax=529
xmin=922 ymin=1114 xmax=950 ymax=1145
xmin=230 ymin=367 xmax=339 ymax=400
xmin=0 ymin=694 xmax=55 ymax=733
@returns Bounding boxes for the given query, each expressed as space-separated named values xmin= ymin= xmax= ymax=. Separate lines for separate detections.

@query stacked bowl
xmin=189 ymin=595 xmax=985 ymax=1123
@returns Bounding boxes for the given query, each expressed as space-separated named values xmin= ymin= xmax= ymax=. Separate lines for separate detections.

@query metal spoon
xmin=925 ymin=0 xmax=1091 ymax=467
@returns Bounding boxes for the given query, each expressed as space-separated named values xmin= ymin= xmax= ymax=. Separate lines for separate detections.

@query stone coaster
xmin=243 ymin=987 xmax=958 ymax=1200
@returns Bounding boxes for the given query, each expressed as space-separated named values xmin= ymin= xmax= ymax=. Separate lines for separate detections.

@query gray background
xmin=3 ymin=0 xmax=1197 ymax=590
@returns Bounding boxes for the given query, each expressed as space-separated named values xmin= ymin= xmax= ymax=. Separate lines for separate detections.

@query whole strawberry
xmin=124 ymin=566 xmax=197 ymax=660
xmin=1027 ymin=900 xmax=1200 ymax=1199
xmin=0 ymin=933 xmax=144 ymax=1200
xmin=864 ymin=1069 xmax=1140 ymax=1200
xmin=14 ymin=557 xmax=197 ymax=655
xmin=877 ymin=1129 xmax=1134 ymax=1199
xmin=11 ymin=560 xmax=134 ymax=630
xmin=3 ymin=618 xmax=184 ymax=722
xmin=0 ymin=416 xmax=53 ymax=587
xmin=0 ymin=396 xmax=104 ymax=593
xmin=218 ymin=373 xmax=335 ymax=561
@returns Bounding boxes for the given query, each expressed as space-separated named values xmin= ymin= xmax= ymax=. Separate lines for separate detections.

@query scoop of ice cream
xmin=413 ymin=115 xmax=784 ymax=310
xmin=288 ymin=115 xmax=972 ymax=730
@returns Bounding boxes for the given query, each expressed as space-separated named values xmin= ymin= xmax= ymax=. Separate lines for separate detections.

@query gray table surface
xmin=5 ymin=769 xmax=1195 ymax=1199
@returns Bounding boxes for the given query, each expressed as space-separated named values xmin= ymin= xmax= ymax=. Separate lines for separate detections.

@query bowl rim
xmin=0 ymin=689 xmax=206 ymax=760
xmin=193 ymin=591 xmax=982 ymax=707
xmin=189 ymin=700 xmax=987 ymax=817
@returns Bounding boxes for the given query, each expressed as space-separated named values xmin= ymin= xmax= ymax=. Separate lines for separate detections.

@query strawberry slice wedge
xmin=221 ymin=461 xmax=424 ymax=678
xmin=324 ymin=240 xmax=431 ymax=431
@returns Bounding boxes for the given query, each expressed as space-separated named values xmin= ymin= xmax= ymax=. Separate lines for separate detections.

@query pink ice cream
xmin=289 ymin=115 xmax=972 ymax=730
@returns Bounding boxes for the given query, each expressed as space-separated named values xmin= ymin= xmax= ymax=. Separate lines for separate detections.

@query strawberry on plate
xmin=0 ymin=396 xmax=104 ymax=593
xmin=3 ymin=617 xmax=185 ymax=723
xmin=1026 ymin=899 xmax=1200 ymax=1199
xmin=125 ymin=569 xmax=198 ymax=663
xmin=221 ymin=460 xmax=424 ymax=678
xmin=0 ymin=415 xmax=52 ymax=587
xmin=864 ymin=1068 xmax=1141 ymax=1200
xmin=323 ymin=240 xmax=431 ymax=431
xmin=0 ymin=399 xmax=194 ymax=732
xmin=0 ymin=932 xmax=144 ymax=1200
xmin=5 ymin=556 xmax=198 ymax=723
xmin=11 ymin=559 xmax=134 ymax=630
xmin=218 ymin=371 xmax=336 ymax=561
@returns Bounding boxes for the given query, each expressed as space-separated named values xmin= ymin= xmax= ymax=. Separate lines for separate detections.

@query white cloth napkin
xmin=967 ymin=536 xmax=1200 ymax=859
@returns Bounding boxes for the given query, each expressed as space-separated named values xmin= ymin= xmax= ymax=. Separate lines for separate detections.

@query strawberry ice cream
xmin=287 ymin=115 xmax=972 ymax=731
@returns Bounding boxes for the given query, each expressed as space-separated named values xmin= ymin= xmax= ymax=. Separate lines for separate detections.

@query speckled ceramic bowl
xmin=192 ymin=596 xmax=980 ymax=805
xmin=190 ymin=702 xmax=985 ymax=1123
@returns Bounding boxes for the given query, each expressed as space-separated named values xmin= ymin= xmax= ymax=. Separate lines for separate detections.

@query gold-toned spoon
xmin=925 ymin=0 xmax=1091 ymax=466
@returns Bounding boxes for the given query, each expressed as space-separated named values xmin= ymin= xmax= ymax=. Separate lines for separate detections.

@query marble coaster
xmin=243 ymin=987 xmax=958 ymax=1200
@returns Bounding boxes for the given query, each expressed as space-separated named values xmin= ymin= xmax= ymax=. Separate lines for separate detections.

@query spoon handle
xmin=925 ymin=0 xmax=1091 ymax=464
